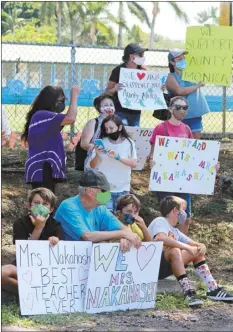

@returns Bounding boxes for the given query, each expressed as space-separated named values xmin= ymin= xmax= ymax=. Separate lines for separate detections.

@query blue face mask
xmin=121 ymin=213 xmax=135 ymax=225
xmin=178 ymin=210 xmax=187 ymax=225
xmin=176 ymin=58 xmax=187 ymax=70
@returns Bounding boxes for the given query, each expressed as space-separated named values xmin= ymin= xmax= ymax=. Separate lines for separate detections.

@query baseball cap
xmin=124 ymin=43 xmax=148 ymax=56
xmin=79 ymin=170 xmax=110 ymax=191
xmin=168 ymin=48 xmax=188 ymax=62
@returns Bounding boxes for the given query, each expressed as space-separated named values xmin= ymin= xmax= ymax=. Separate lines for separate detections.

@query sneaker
xmin=185 ymin=291 xmax=203 ymax=307
xmin=206 ymin=287 xmax=233 ymax=301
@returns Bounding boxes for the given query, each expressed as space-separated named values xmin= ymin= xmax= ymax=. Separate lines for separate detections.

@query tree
xmin=195 ymin=6 xmax=219 ymax=25
xmin=40 ymin=2 xmax=64 ymax=44
xmin=80 ymin=2 xmax=116 ymax=45
xmin=149 ymin=2 xmax=189 ymax=49
xmin=1 ymin=6 xmax=24 ymax=35
xmin=117 ymin=2 xmax=151 ymax=47
xmin=128 ymin=25 xmax=143 ymax=44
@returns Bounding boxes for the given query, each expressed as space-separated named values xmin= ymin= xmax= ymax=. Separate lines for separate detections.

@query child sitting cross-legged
xmin=148 ymin=195 xmax=233 ymax=307
xmin=115 ymin=194 xmax=152 ymax=241
xmin=1 ymin=187 xmax=64 ymax=296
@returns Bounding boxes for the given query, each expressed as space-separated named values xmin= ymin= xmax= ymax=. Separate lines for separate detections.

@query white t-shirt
xmin=88 ymin=137 xmax=137 ymax=192
xmin=148 ymin=217 xmax=191 ymax=244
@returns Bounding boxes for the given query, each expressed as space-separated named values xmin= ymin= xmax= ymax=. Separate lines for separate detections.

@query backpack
xmin=152 ymin=93 xmax=171 ymax=121
xmin=75 ymin=118 xmax=99 ymax=171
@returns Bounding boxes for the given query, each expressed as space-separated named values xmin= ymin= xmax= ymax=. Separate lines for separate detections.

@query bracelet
xmin=115 ymin=154 xmax=121 ymax=161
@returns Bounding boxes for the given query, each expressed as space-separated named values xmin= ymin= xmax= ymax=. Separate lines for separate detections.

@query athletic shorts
xmin=182 ymin=117 xmax=203 ymax=133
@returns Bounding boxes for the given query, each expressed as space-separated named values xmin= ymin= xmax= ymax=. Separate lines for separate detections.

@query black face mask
xmin=107 ymin=131 xmax=120 ymax=141
xmin=55 ymin=102 xmax=65 ymax=113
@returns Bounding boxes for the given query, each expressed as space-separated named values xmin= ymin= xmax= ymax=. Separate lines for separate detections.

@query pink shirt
xmin=150 ymin=120 xmax=193 ymax=145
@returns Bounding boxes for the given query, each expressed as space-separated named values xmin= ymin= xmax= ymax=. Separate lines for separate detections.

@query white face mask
xmin=133 ymin=56 xmax=145 ymax=66
xmin=100 ymin=106 xmax=115 ymax=115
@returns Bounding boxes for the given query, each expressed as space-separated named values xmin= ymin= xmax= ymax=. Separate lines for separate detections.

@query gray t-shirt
xmin=148 ymin=217 xmax=191 ymax=244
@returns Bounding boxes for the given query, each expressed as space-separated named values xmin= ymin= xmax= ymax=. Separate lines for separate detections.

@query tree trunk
xmin=149 ymin=2 xmax=159 ymax=49
xmin=56 ymin=3 xmax=62 ymax=44
xmin=117 ymin=2 xmax=124 ymax=47
xmin=90 ymin=21 xmax=95 ymax=45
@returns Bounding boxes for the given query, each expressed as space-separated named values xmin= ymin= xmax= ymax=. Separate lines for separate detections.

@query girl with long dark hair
xmin=89 ymin=114 xmax=137 ymax=212
xmin=22 ymin=85 xmax=81 ymax=193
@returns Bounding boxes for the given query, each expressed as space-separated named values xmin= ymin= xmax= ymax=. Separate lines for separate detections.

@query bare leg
xmin=178 ymin=217 xmax=191 ymax=235
xmin=192 ymin=132 xmax=201 ymax=139
xmin=1 ymin=265 xmax=18 ymax=295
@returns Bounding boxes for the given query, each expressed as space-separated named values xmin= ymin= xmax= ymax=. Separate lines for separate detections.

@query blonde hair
xmin=28 ymin=187 xmax=56 ymax=208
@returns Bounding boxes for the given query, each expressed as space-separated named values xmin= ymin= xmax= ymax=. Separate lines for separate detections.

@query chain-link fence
xmin=2 ymin=42 xmax=233 ymax=140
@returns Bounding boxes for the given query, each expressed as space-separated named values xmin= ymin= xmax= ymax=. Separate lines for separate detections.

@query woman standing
xmin=89 ymin=114 xmax=137 ymax=212
xmin=22 ymin=85 xmax=81 ymax=193
xmin=166 ymin=49 xmax=210 ymax=139
xmin=106 ymin=43 xmax=148 ymax=127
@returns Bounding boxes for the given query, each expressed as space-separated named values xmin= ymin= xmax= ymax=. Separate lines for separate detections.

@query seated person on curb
xmin=148 ymin=196 xmax=233 ymax=307
xmin=115 ymin=194 xmax=152 ymax=241
xmin=54 ymin=170 xmax=141 ymax=252
xmin=2 ymin=188 xmax=64 ymax=296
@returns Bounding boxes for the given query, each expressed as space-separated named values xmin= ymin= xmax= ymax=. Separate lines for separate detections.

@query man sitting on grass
xmin=1 ymin=187 xmax=64 ymax=295
xmin=148 ymin=195 xmax=233 ymax=307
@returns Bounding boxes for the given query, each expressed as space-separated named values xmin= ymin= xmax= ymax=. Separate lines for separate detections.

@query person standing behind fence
xmin=21 ymin=85 xmax=81 ymax=193
xmin=106 ymin=43 xmax=148 ymax=127
xmin=166 ymin=49 xmax=210 ymax=139
xmin=76 ymin=93 xmax=116 ymax=171
xmin=89 ymin=114 xmax=137 ymax=212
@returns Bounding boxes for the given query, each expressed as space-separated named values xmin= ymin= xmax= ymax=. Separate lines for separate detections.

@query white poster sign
xmin=126 ymin=126 xmax=153 ymax=170
xmin=85 ymin=242 xmax=163 ymax=314
xmin=16 ymin=240 xmax=92 ymax=315
xmin=118 ymin=69 xmax=168 ymax=110
xmin=149 ymin=136 xmax=220 ymax=194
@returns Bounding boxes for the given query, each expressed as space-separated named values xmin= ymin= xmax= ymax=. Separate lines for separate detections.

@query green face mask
xmin=96 ymin=191 xmax=111 ymax=205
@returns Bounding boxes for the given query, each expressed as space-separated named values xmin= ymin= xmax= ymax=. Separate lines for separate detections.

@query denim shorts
xmin=106 ymin=191 xmax=129 ymax=213
xmin=115 ymin=111 xmax=140 ymax=127
xmin=182 ymin=117 xmax=203 ymax=133
xmin=157 ymin=191 xmax=192 ymax=218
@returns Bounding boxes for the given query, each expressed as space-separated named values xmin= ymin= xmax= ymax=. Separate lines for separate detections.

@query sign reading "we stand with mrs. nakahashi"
xmin=16 ymin=241 xmax=162 ymax=315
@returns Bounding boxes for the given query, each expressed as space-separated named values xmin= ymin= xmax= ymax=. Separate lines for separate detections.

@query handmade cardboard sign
xmin=149 ymin=136 xmax=220 ymax=194
xmin=84 ymin=242 xmax=163 ymax=314
xmin=118 ymin=69 xmax=168 ymax=110
xmin=16 ymin=240 xmax=92 ymax=315
xmin=182 ymin=26 xmax=233 ymax=86
xmin=126 ymin=126 xmax=153 ymax=170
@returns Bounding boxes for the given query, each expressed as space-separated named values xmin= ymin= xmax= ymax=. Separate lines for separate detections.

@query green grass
xmin=4 ymin=104 xmax=233 ymax=134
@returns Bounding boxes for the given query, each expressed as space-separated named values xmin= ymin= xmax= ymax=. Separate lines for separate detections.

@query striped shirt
xmin=25 ymin=110 xmax=66 ymax=183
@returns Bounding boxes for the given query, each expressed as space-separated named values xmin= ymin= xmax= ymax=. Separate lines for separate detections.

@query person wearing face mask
xmin=149 ymin=96 xmax=193 ymax=235
xmin=54 ymin=170 xmax=142 ymax=252
xmin=1 ymin=188 xmax=64 ymax=296
xmin=148 ymin=196 xmax=233 ymax=307
xmin=22 ymin=85 xmax=81 ymax=193
xmin=89 ymin=115 xmax=137 ymax=212
xmin=166 ymin=49 xmax=210 ymax=139
xmin=76 ymin=93 xmax=116 ymax=171
xmin=106 ymin=43 xmax=148 ymax=127
xmin=115 ymin=194 xmax=152 ymax=241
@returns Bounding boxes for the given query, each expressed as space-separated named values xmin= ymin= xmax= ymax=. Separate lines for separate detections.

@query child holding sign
xmin=149 ymin=96 xmax=193 ymax=235
xmin=148 ymin=196 xmax=233 ymax=306
xmin=1 ymin=188 xmax=64 ymax=295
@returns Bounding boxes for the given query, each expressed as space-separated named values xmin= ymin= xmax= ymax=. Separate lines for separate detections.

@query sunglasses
xmin=173 ymin=104 xmax=188 ymax=111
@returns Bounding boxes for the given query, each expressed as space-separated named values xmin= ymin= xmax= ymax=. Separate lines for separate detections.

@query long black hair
xmin=21 ymin=85 xmax=65 ymax=142
xmin=169 ymin=62 xmax=175 ymax=73
xmin=100 ymin=114 xmax=133 ymax=153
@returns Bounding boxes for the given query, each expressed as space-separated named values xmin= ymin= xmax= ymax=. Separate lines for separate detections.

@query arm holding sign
xmin=166 ymin=74 xmax=204 ymax=97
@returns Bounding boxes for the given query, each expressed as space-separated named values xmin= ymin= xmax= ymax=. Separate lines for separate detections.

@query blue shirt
xmin=54 ymin=196 xmax=123 ymax=240
xmin=167 ymin=73 xmax=210 ymax=119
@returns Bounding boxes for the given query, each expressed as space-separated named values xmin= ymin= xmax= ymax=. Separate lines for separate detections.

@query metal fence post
xmin=70 ymin=44 xmax=76 ymax=139
xmin=222 ymin=86 xmax=227 ymax=136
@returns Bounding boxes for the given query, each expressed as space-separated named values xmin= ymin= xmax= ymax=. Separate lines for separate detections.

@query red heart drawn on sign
xmin=137 ymin=72 xmax=146 ymax=80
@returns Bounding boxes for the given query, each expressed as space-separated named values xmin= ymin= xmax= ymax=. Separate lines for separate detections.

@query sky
xmin=109 ymin=1 xmax=220 ymax=41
